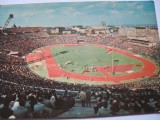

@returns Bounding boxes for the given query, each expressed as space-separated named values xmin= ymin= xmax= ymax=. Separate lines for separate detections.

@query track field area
xmin=26 ymin=44 xmax=158 ymax=85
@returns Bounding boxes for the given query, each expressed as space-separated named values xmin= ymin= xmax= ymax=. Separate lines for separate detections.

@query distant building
xmin=85 ymin=26 xmax=110 ymax=35
xmin=62 ymin=30 xmax=72 ymax=35
xmin=135 ymin=26 xmax=147 ymax=37
xmin=118 ymin=26 xmax=136 ymax=37
xmin=72 ymin=25 xmax=83 ymax=29
xmin=92 ymin=26 xmax=106 ymax=34
xmin=50 ymin=27 xmax=65 ymax=35
xmin=50 ymin=27 xmax=59 ymax=34
xmin=72 ymin=26 xmax=87 ymax=34
xmin=146 ymin=27 xmax=159 ymax=42
xmin=118 ymin=26 xmax=159 ymax=42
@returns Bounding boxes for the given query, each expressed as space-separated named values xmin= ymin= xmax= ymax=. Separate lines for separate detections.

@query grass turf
xmin=50 ymin=45 xmax=142 ymax=76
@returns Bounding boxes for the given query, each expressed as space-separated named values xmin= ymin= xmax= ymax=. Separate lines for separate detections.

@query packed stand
xmin=0 ymin=29 xmax=160 ymax=118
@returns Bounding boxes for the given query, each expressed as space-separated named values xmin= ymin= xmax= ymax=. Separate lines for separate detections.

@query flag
xmin=107 ymin=49 xmax=113 ymax=53
xmin=82 ymin=70 xmax=90 ymax=74
xmin=136 ymin=64 xmax=142 ymax=67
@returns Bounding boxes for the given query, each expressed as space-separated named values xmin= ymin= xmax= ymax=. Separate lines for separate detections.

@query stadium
xmin=0 ymin=1 xmax=160 ymax=119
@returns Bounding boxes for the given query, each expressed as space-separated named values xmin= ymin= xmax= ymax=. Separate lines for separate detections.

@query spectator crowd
xmin=0 ymin=29 xmax=160 ymax=118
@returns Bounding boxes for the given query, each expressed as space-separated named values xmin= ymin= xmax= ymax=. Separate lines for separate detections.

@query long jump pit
xmin=26 ymin=44 xmax=158 ymax=85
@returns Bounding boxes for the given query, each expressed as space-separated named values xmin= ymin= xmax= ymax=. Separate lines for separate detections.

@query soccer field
xmin=50 ymin=45 xmax=142 ymax=76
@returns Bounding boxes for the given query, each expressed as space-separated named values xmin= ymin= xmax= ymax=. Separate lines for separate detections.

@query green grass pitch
xmin=50 ymin=45 xmax=142 ymax=76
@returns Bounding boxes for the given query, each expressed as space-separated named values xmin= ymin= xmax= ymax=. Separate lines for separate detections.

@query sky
xmin=0 ymin=1 xmax=158 ymax=27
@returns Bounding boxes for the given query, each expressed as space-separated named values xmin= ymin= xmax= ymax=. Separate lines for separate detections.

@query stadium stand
xmin=0 ymin=28 xmax=160 ymax=118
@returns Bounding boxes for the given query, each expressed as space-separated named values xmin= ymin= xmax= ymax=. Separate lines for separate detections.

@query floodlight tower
xmin=2 ymin=14 xmax=14 ymax=30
